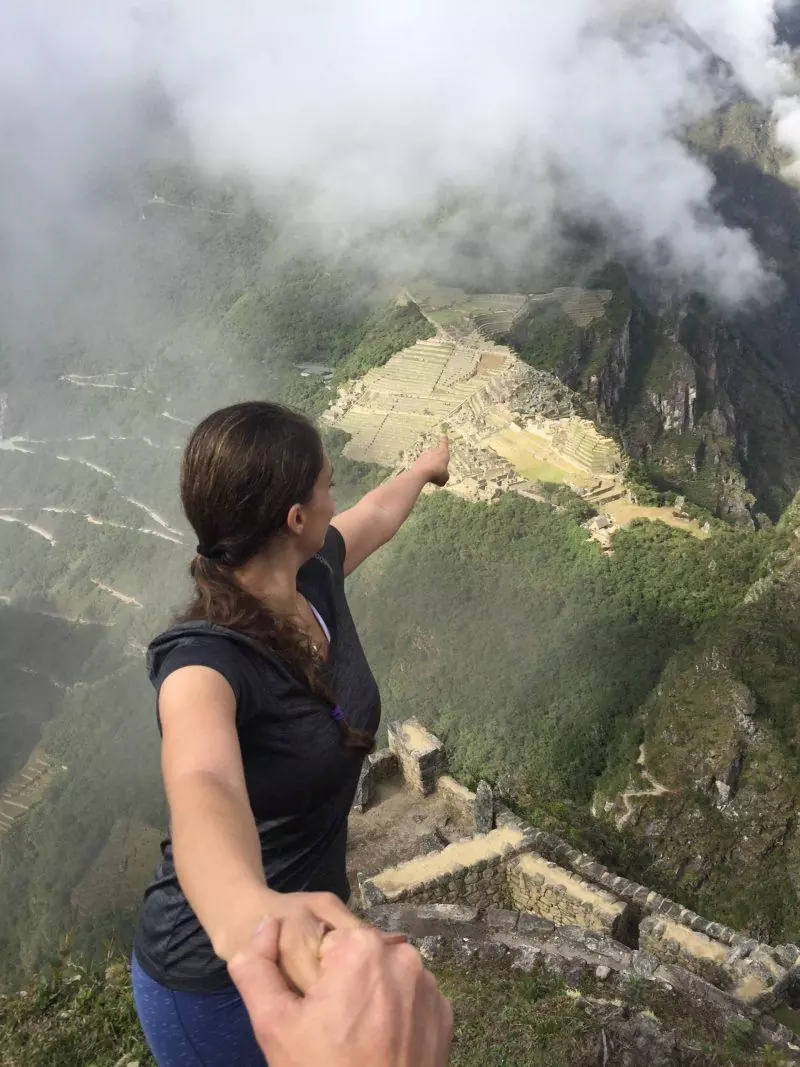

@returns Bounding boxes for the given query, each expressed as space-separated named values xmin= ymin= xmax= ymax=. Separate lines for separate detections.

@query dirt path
xmin=148 ymin=195 xmax=243 ymax=218
xmin=0 ymin=437 xmax=40 ymax=454
xmin=616 ymin=745 xmax=671 ymax=829
xmin=0 ymin=404 xmax=186 ymax=544
xmin=122 ymin=496 xmax=182 ymax=536
xmin=59 ymin=373 xmax=143 ymax=393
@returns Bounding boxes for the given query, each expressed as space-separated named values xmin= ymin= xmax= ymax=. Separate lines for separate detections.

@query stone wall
xmin=353 ymin=748 xmax=399 ymax=813
xmin=507 ymin=853 xmax=635 ymax=943
xmin=436 ymin=775 xmax=476 ymax=823
xmin=364 ymin=903 xmax=800 ymax=1062
xmin=362 ymin=825 xmax=529 ymax=910
xmin=388 ymin=718 xmax=446 ymax=796
xmin=358 ymin=721 xmax=799 ymax=1009
xmin=640 ymin=916 xmax=733 ymax=991
xmin=436 ymin=775 xmax=494 ymax=833
xmin=521 ymin=826 xmax=750 ymax=950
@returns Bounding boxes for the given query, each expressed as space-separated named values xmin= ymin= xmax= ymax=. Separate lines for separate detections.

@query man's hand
xmin=263 ymin=890 xmax=362 ymax=993
xmin=228 ymin=889 xmax=404 ymax=996
xmin=412 ymin=436 xmax=450 ymax=487
xmin=229 ymin=917 xmax=453 ymax=1067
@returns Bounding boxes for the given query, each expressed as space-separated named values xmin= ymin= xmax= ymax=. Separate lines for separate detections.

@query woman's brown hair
xmin=178 ymin=401 xmax=373 ymax=753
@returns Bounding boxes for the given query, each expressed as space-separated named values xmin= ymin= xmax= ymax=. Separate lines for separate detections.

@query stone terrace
xmin=322 ymin=336 xmax=513 ymax=466
xmin=349 ymin=719 xmax=800 ymax=1015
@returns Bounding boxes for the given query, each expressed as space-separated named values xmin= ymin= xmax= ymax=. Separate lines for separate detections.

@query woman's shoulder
xmin=307 ymin=525 xmax=346 ymax=582
xmin=146 ymin=622 xmax=265 ymax=700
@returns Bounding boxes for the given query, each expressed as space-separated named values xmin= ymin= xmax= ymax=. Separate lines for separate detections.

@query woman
xmin=132 ymin=401 xmax=450 ymax=1066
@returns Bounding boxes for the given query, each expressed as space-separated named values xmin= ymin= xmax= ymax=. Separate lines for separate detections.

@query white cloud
xmin=4 ymin=0 xmax=800 ymax=306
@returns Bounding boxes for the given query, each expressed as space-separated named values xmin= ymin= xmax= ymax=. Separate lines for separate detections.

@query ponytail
xmin=182 ymin=554 xmax=374 ymax=755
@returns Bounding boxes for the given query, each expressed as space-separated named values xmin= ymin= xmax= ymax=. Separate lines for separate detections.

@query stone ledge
xmin=641 ymin=916 xmax=732 ymax=991
xmin=363 ymin=824 xmax=527 ymax=905
xmin=361 ymin=721 xmax=792 ymax=1009
xmin=508 ymin=853 xmax=634 ymax=942
xmin=363 ymin=903 xmax=800 ymax=1060
xmin=516 ymin=821 xmax=773 ymax=961
xmin=641 ymin=916 xmax=794 ymax=1007
xmin=436 ymin=775 xmax=476 ymax=822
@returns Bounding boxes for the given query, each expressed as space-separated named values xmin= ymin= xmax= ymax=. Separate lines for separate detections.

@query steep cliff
xmin=509 ymin=270 xmax=800 ymax=525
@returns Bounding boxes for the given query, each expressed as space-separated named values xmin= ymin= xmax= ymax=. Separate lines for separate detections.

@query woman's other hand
xmin=413 ymin=435 xmax=450 ymax=487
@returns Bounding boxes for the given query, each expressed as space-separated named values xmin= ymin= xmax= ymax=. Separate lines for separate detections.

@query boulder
xmin=352 ymin=762 xmax=375 ymax=813
xmin=475 ymin=780 xmax=494 ymax=833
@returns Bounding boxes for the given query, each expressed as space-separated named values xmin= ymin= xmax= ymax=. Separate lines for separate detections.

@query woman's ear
xmin=286 ymin=502 xmax=305 ymax=535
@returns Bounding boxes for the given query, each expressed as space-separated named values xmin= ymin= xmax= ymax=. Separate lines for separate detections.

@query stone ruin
xmin=350 ymin=718 xmax=800 ymax=1058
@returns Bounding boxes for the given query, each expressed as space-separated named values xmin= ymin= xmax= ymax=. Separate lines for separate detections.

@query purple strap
xmin=330 ymin=705 xmax=345 ymax=723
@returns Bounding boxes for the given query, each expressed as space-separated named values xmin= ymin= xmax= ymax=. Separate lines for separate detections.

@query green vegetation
xmin=0 ymin=950 xmax=152 ymax=1067
xmin=351 ymin=491 xmax=774 ymax=795
xmin=330 ymin=299 xmax=435 ymax=383
xmin=595 ymin=514 xmax=800 ymax=942
xmin=440 ymin=959 xmax=785 ymax=1066
xmin=507 ymin=299 xmax=584 ymax=373
xmin=346 ymin=488 xmax=800 ymax=940
xmin=220 ymin=256 xmax=375 ymax=364
xmin=689 ymin=101 xmax=787 ymax=176
xmin=1 ymin=949 xmax=787 ymax=1067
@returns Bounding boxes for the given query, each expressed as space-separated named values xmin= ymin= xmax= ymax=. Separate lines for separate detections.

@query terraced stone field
xmin=412 ymin=285 xmax=612 ymax=340
xmin=485 ymin=417 xmax=623 ymax=485
xmin=0 ymin=748 xmax=58 ymax=839
xmin=323 ymin=337 xmax=512 ymax=465
xmin=325 ymin=287 xmax=708 ymax=542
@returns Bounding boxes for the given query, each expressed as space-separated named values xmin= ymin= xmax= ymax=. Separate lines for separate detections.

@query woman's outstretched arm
xmin=159 ymin=666 xmax=268 ymax=960
xmin=333 ymin=436 xmax=450 ymax=576
xmin=158 ymin=665 xmax=362 ymax=990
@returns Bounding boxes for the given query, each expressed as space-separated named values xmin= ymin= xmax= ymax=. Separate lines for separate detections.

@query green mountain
xmin=2 ymin=99 xmax=800 ymax=1027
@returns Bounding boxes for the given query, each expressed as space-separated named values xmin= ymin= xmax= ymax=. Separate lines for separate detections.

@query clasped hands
xmin=227 ymin=891 xmax=453 ymax=1067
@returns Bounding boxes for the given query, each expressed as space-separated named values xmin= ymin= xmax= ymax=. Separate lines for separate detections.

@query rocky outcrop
xmin=587 ymin=309 xmax=634 ymax=419
xmin=595 ymin=628 xmax=800 ymax=944
xmin=507 ymin=276 xmax=800 ymax=522
xmin=367 ymin=902 xmax=800 ymax=1063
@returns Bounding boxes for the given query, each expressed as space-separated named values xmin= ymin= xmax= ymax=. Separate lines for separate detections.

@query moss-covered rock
xmin=596 ymin=521 xmax=800 ymax=943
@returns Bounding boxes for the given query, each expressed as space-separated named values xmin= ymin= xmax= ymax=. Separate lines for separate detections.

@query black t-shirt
xmin=134 ymin=526 xmax=381 ymax=993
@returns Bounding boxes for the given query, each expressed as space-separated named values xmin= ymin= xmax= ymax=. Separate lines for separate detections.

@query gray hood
xmin=146 ymin=620 xmax=277 ymax=687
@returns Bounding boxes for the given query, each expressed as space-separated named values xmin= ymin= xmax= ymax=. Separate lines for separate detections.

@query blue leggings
xmin=131 ymin=953 xmax=267 ymax=1066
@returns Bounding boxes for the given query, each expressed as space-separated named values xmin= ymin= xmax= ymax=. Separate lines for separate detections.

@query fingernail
xmin=255 ymin=915 xmax=274 ymax=937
